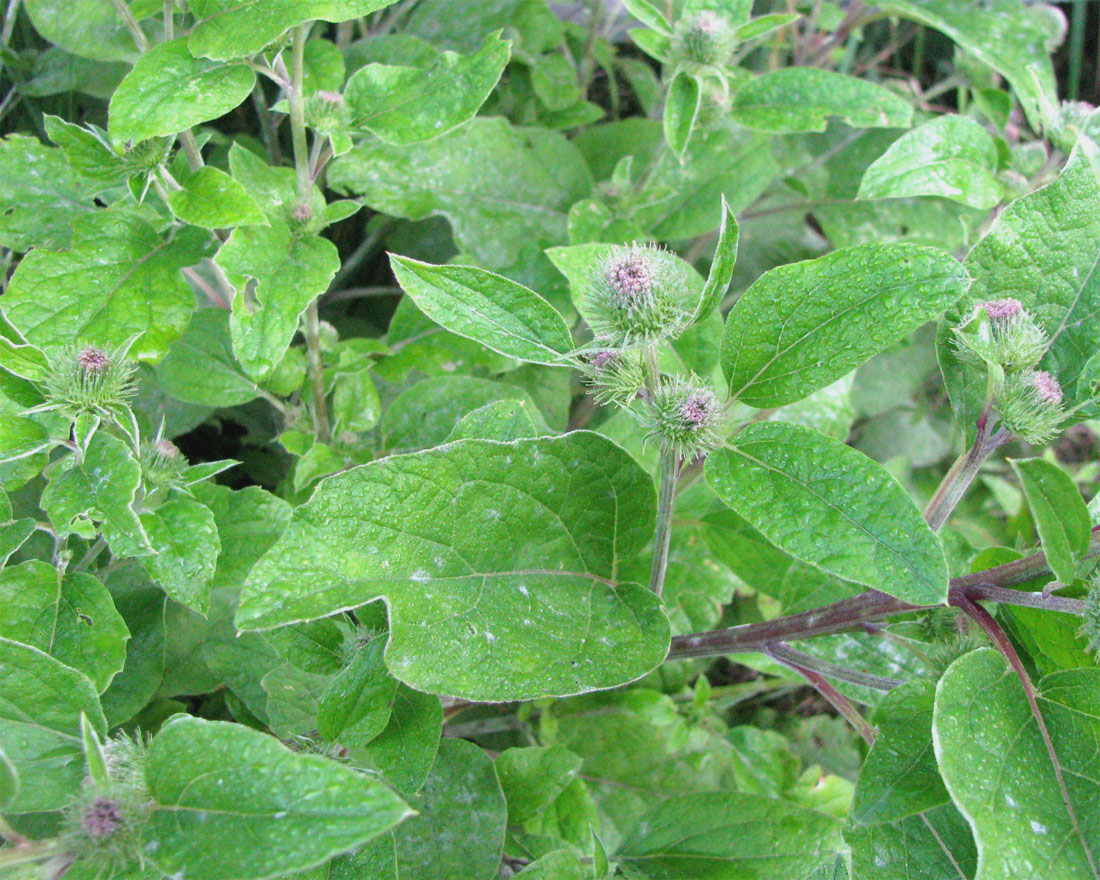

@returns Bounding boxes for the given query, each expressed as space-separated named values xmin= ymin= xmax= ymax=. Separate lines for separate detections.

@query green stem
xmin=72 ymin=535 xmax=107 ymax=574
xmin=304 ymin=300 xmax=331 ymax=443
xmin=109 ymin=0 xmax=149 ymax=51
xmin=649 ymin=449 xmax=678 ymax=597
xmin=288 ymin=24 xmax=312 ymax=205
xmin=163 ymin=0 xmax=173 ymax=40
xmin=768 ymin=645 xmax=876 ymax=745
xmin=768 ymin=642 xmax=902 ymax=691
xmin=1068 ymin=0 xmax=1087 ymax=101
xmin=924 ymin=417 xmax=1008 ymax=533
xmin=1 ymin=0 xmax=20 ymax=45
xmin=0 ymin=839 xmax=62 ymax=868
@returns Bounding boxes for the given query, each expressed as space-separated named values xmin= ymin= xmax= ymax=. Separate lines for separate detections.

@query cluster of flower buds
xmin=584 ymin=243 xmax=691 ymax=346
xmin=42 ymin=342 xmax=138 ymax=419
xmin=954 ymin=298 xmax=1047 ymax=372
xmin=671 ymin=10 xmax=737 ymax=68
xmin=647 ymin=375 xmax=726 ymax=458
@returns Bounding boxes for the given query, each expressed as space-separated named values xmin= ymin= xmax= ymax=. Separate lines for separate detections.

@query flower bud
xmin=996 ymin=369 xmax=1067 ymax=445
xmin=584 ymin=243 xmax=691 ymax=345
xmin=954 ymin=298 xmax=1047 ymax=371
xmin=577 ymin=347 xmax=646 ymax=407
xmin=672 ymin=11 xmax=737 ymax=67
xmin=44 ymin=341 xmax=137 ymax=418
xmin=647 ymin=376 xmax=726 ymax=458
xmin=305 ymin=89 xmax=350 ymax=135
xmin=142 ymin=436 xmax=187 ymax=488
xmin=81 ymin=796 xmax=124 ymax=839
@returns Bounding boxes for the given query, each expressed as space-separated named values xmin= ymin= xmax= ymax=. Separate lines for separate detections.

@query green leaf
xmin=933 ymin=650 xmax=1100 ymax=878
xmin=153 ymin=308 xmax=261 ymax=407
xmin=622 ymin=0 xmax=672 ymax=33
xmin=515 ymin=851 xmax=585 ymax=879
xmin=166 ymin=165 xmax=267 ymax=229
xmin=731 ymin=68 xmax=914 ymax=133
xmin=4 ymin=209 xmax=210 ymax=361
xmin=42 ymin=432 xmax=154 ymax=558
xmin=614 ymin=791 xmax=844 ymax=878
xmin=851 ymin=681 xmax=948 ymax=825
xmin=351 ymin=681 xmax=442 ymax=797
xmin=496 ymin=745 xmax=583 ymax=824
xmin=692 ymin=196 xmax=738 ymax=323
xmin=446 ymin=399 xmax=540 ymax=442
xmin=0 ymin=311 xmax=51 ymax=382
xmin=956 ymin=147 xmax=1100 ymax=413
xmin=343 ymin=738 xmax=507 ymax=880
xmin=0 ymin=560 xmax=129 ymax=693
xmin=0 ymin=416 xmax=52 ymax=483
xmin=0 ymin=637 xmax=106 ymax=813
xmin=707 ymin=421 xmax=949 ymax=605
xmin=878 ymin=0 xmax=1057 ymax=130
xmin=109 ymin=39 xmax=255 ymax=143
xmin=143 ymin=715 xmax=412 ymax=879
xmin=0 ymin=742 xmax=17 ymax=810
xmin=859 ymin=115 xmax=1002 ymax=209
xmin=141 ymin=498 xmax=221 ymax=614
xmin=219 ymin=224 xmax=340 ymax=379
xmin=328 ymin=117 xmax=593 ymax=266
xmin=722 ymin=243 xmax=970 ymax=407
xmin=317 ymin=637 xmax=398 ymax=749
xmin=845 ymin=803 xmax=977 ymax=880
xmin=389 ymin=256 xmax=573 ymax=365
xmin=1010 ymin=458 xmax=1090 ymax=587
xmin=662 ymin=71 xmax=700 ymax=160
xmin=735 ymin=12 xmax=800 ymax=41
xmin=188 ymin=0 xmax=400 ymax=60
xmin=23 ymin=0 xmax=138 ymax=63
xmin=346 ymin=32 xmax=510 ymax=144
xmin=99 ymin=580 xmax=167 ymax=727
xmin=381 ymin=375 xmax=545 ymax=451
xmin=0 ymin=135 xmax=101 ymax=252
xmin=238 ymin=432 xmax=669 ymax=701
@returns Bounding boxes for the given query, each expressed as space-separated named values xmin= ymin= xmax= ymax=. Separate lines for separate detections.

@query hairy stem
xmin=955 ymin=591 xmax=1099 ymax=879
xmin=0 ymin=840 xmax=61 ymax=868
xmin=768 ymin=645 xmax=876 ymax=745
xmin=768 ymin=642 xmax=902 ymax=691
xmin=304 ymin=299 xmax=331 ymax=443
xmin=924 ymin=417 xmax=1009 ymax=532
xmin=649 ymin=450 xmax=678 ymax=597
xmin=163 ymin=0 xmax=173 ymax=40
xmin=109 ymin=0 xmax=149 ymax=51
xmin=668 ymin=528 xmax=1100 ymax=661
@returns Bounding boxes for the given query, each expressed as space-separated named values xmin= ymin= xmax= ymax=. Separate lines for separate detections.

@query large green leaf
xmin=851 ymin=681 xmax=948 ymax=825
xmin=934 ymin=650 xmax=1100 ymax=879
xmin=41 ymin=432 xmax=154 ymax=558
xmin=108 ymin=39 xmax=255 ymax=143
xmin=953 ymin=147 xmax=1100 ymax=415
xmin=350 ymin=681 xmax=443 ymax=797
xmin=0 ymin=560 xmax=128 ymax=693
xmin=0 ymin=135 xmax=101 ymax=252
xmin=722 ymin=243 xmax=970 ymax=408
xmin=707 ymin=421 xmax=949 ymax=605
xmin=166 ymin=165 xmax=267 ymax=229
xmin=859 ymin=115 xmax=1002 ymax=209
xmin=731 ymin=68 xmax=913 ymax=133
xmin=238 ymin=432 xmax=669 ymax=701
xmin=316 ymin=637 xmax=397 ymax=750
xmin=141 ymin=497 xmax=222 ymax=614
xmin=346 ymin=32 xmax=510 ymax=144
xmin=188 ymin=0 xmax=400 ymax=60
xmin=614 ymin=791 xmax=844 ymax=878
xmin=23 ymin=0 xmax=138 ymax=62
xmin=878 ymin=0 xmax=1058 ymax=130
xmin=143 ymin=715 xmax=412 ymax=879
xmin=389 ymin=256 xmax=573 ymax=365
xmin=3 ymin=209 xmax=210 ymax=361
xmin=334 ymin=738 xmax=507 ymax=880
xmin=0 ymin=637 xmax=105 ymax=813
xmin=219 ymin=223 xmax=340 ymax=379
xmin=153 ymin=308 xmax=261 ymax=407
xmin=846 ymin=803 xmax=977 ymax=880
xmin=1011 ymin=458 xmax=1091 ymax=587
xmin=328 ymin=117 xmax=593 ymax=266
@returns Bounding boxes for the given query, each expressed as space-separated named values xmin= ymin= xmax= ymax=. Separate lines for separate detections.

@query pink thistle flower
xmin=81 ymin=797 xmax=123 ymax=839
xmin=1033 ymin=370 xmax=1063 ymax=405
xmin=605 ymin=255 xmax=653 ymax=302
xmin=681 ymin=390 xmax=716 ymax=428
xmin=316 ymin=90 xmax=344 ymax=105
xmin=78 ymin=347 xmax=111 ymax=375
xmin=981 ymin=298 xmax=1023 ymax=321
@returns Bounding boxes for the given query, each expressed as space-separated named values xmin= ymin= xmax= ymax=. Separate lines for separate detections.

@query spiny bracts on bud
xmin=142 ymin=435 xmax=187 ymax=487
xmin=305 ymin=89 xmax=350 ymax=135
xmin=43 ymin=341 xmax=137 ymax=419
xmin=121 ymin=137 xmax=172 ymax=173
xmin=671 ymin=10 xmax=737 ymax=67
xmin=1079 ymin=578 xmax=1100 ymax=659
xmin=577 ymin=348 xmax=647 ymax=407
xmin=954 ymin=298 xmax=1048 ymax=372
xmin=647 ymin=375 xmax=726 ymax=458
xmin=584 ymin=243 xmax=691 ymax=346
xmin=996 ymin=368 xmax=1067 ymax=445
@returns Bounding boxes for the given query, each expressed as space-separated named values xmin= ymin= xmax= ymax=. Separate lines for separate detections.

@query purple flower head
xmin=681 ymin=390 xmax=717 ymax=429
xmin=155 ymin=439 xmax=181 ymax=459
xmin=691 ymin=10 xmax=724 ymax=34
xmin=980 ymin=298 xmax=1023 ymax=321
xmin=81 ymin=797 xmax=123 ymax=839
xmin=604 ymin=253 xmax=653 ymax=303
xmin=317 ymin=90 xmax=344 ymax=105
xmin=1033 ymin=370 xmax=1063 ymax=406
xmin=78 ymin=347 xmax=111 ymax=375
xmin=589 ymin=350 xmax=617 ymax=369
xmin=293 ymin=203 xmax=313 ymax=223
